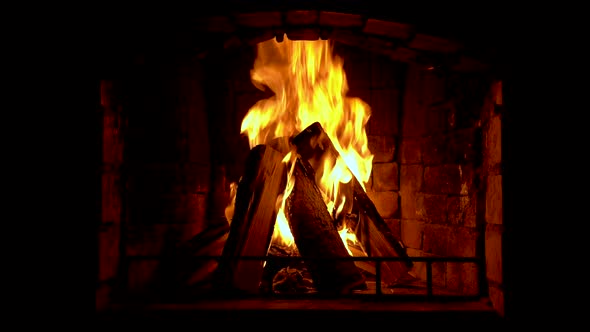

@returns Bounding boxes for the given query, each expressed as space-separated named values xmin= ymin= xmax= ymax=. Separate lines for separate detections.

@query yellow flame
xmin=272 ymin=151 xmax=296 ymax=247
xmin=239 ymin=34 xmax=373 ymax=251
xmin=339 ymin=226 xmax=358 ymax=256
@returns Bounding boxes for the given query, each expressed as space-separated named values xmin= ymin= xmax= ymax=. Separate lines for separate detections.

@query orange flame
xmin=238 ymin=34 xmax=373 ymax=250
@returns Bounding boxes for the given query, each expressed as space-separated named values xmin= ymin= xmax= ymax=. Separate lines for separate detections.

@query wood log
xmin=291 ymin=122 xmax=413 ymax=286
xmin=215 ymin=143 xmax=289 ymax=293
xmin=347 ymin=243 xmax=376 ymax=276
xmin=286 ymin=157 xmax=366 ymax=294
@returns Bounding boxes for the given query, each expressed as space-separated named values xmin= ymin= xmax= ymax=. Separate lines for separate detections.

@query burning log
xmin=215 ymin=143 xmax=289 ymax=294
xmin=285 ymin=157 xmax=367 ymax=294
xmin=292 ymin=122 xmax=413 ymax=286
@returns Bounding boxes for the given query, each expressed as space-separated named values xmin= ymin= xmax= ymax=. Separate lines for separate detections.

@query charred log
xmin=286 ymin=157 xmax=366 ymax=294
xmin=292 ymin=122 xmax=413 ymax=286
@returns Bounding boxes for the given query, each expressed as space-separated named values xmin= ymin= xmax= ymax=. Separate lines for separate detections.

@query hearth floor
xmin=98 ymin=297 xmax=503 ymax=326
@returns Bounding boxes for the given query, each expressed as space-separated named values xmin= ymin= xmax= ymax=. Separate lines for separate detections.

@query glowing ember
xmin=232 ymin=34 xmax=373 ymax=250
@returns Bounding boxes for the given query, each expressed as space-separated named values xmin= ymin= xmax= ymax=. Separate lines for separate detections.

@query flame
xmin=271 ymin=151 xmax=296 ymax=247
xmin=237 ymin=34 xmax=373 ymax=252
xmin=339 ymin=226 xmax=357 ymax=256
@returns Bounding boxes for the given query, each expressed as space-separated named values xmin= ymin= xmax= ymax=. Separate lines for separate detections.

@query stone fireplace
xmin=96 ymin=2 xmax=513 ymax=324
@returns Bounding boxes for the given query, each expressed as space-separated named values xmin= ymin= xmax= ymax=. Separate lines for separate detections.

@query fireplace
xmin=96 ymin=2 xmax=515 ymax=324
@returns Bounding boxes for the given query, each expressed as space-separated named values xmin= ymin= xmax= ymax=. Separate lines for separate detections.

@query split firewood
xmin=346 ymin=241 xmax=376 ymax=276
xmin=215 ymin=143 xmax=289 ymax=293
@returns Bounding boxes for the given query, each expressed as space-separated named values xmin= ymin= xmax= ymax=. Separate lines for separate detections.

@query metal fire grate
xmin=123 ymin=254 xmax=486 ymax=302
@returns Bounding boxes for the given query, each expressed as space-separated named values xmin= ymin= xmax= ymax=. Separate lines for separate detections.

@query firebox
xmin=96 ymin=2 xmax=512 ymax=324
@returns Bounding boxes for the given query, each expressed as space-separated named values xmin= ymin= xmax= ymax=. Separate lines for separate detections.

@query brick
xmin=364 ymin=36 xmax=396 ymax=54
xmin=330 ymin=29 xmax=367 ymax=50
xmin=98 ymin=225 xmax=120 ymax=282
xmin=399 ymin=138 xmax=422 ymax=164
xmin=185 ymin=73 xmax=212 ymax=165
xmin=126 ymin=223 xmax=205 ymax=256
xmin=423 ymin=164 xmax=469 ymax=195
xmin=485 ymin=223 xmax=503 ymax=285
xmin=126 ymin=164 xmax=174 ymax=191
xmin=195 ymin=16 xmax=235 ymax=33
xmin=337 ymin=45 xmax=371 ymax=90
xmin=368 ymin=88 xmax=400 ymax=135
xmin=447 ymin=128 xmax=480 ymax=164
xmin=370 ymin=53 xmax=405 ymax=90
xmin=389 ymin=47 xmax=418 ymax=63
xmin=366 ymin=191 xmax=399 ymax=218
xmin=372 ymin=162 xmax=399 ymax=191
xmin=166 ymin=192 xmax=208 ymax=224
xmin=431 ymin=261 xmax=447 ymax=288
xmin=285 ymin=10 xmax=318 ymax=25
xmin=463 ymin=263 xmax=481 ymax=295
xmin=447 ymin=226 xmax=478 ymax=257
xmin=422 ymin=224 xmax=450 ymax=255
xmin=424 ymin=103 xmax=452 ymax=134
xmin=401 ymin=219 xmax=423 ymax=250
xmin=484 ymin=113 xmax=502 ymax=170
xmin=423 ymin=224 xmax=477 ymax=257
xmin=384 ymin=218 xmax=401 ymax=240
xmin=421 ymin=128 xmax=481 ymax=165
xmin=445 ymin=261 xmax=462 ymax=293
xmin=209 ymin=166 xmax=238 ymax=222
xmin=408 ymin=33 xmax=462 ymax=54
xmin=446 ymin=262 xmax=479 ymax=295
xmin=405 ymin=248 xmax=427 ymax=281
xmin=101 ymin=172 xmax=122 ymax=223
xmin=127 ymin=260 xmax=160 ymax=293
xmin=485 ymin=175 xmax=503 ymax=225
xmin=242 ymin=29 xmax=276 ymax=46
xmin=319 ymin=11 xmax=364 ymax=27
xmin=234 ymin=12 xmax=282 ymax=28
xmin=102 ymin=113 xmax=124 ymax=164
xmin=422 ymin=71 xmax=448 ymax=108
xmin=367 ymin=135 xmax=396 ymax=163
xmin=420 ymin=135 xmax=446 ymax=165
xmin=447 ymin=194 xmax=477 ymax=228
xmin=186 ymin=193 xmax=208 ymax=227
xmin=127 ymin=188 xmax=209 ymax=224
xmin=96 ymin=283 xmax=111 ymax=311
xmin=405 ymin=247 xmax=451 ymax=290
xmin=416 ymin=193 xmax=447 ymax=224
xmin=363 ymin=19 xmax=413 ymax=40
xmin=401 ymin=64 xmax=427 ymax=137
xmin=451 ymin=55 xmax=489 ymax=72
xmin=488 ymin=285 xmax=505 ymax=318
xmin=231 ymin=52 xmax=259 ymax=94
xmin=184 ymin=163 xmax=211 ymax=194
xmin=400 ymin=164 xmax=423 ymax=219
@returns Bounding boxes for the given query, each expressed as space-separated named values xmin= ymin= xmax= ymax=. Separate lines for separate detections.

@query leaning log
xmin=291 ymin=122 xmax=413 ymax=285
xmin=286 ymin=157 xmax=366 ymax=294
xmin=215 ymin=143 xmax=289 ymax=294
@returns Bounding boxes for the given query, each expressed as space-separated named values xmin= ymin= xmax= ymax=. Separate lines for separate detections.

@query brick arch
xmin=191 ymin=9 xmax=492 ymax=73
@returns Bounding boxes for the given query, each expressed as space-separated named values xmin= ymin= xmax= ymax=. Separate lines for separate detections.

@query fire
xmin=236 ymin=34 xmax=373 ymax=251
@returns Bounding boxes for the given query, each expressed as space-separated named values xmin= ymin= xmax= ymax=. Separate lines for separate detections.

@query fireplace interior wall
xmin=97 ymin=6 xmax=506 ymax=319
